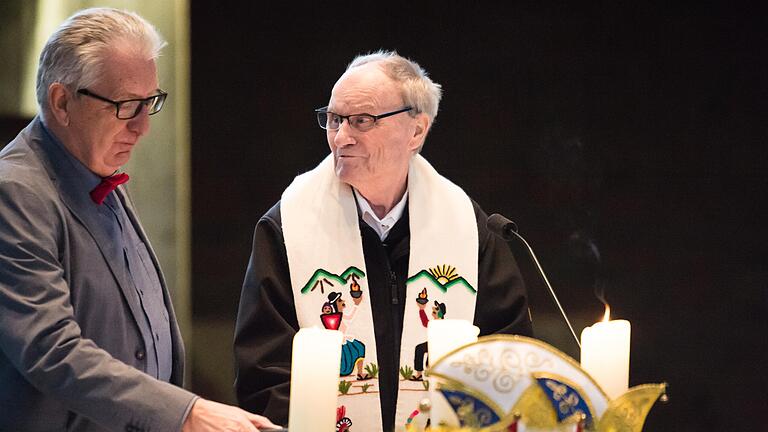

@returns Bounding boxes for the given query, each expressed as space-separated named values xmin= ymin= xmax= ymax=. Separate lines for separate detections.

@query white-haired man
xmin=0 ymin=8 xmax=277 ymax=432
xmin=234 ymin=51 xmax=532 ymax=432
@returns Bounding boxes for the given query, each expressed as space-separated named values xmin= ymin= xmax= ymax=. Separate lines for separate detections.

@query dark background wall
xmin=190 ymin=2 xmax=767 ymax=430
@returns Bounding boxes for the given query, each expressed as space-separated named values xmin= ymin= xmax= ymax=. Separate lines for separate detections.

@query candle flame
xmin=419 ymin=288 xmax=427 ymax=299
xmin=602 ymin=304 xmax=611 ymax=322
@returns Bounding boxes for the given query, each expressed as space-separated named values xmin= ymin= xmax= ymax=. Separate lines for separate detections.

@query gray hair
xmin=36 ymin=7 xmax=166 ymax=113
xmin=347 ymin=50 xmax=442 ymax=124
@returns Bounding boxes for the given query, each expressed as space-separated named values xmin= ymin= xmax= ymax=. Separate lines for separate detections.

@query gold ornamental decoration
xmin=406 ymin=335 xmax=666 ymax=432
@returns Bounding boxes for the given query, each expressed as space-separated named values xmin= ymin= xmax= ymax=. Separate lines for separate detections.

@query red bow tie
xmin=90 ymin=173 xmax=129 ymax=205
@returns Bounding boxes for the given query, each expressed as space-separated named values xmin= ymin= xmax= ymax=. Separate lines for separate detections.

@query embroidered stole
xmin=282 ymin=154 xmax=478 ymax=431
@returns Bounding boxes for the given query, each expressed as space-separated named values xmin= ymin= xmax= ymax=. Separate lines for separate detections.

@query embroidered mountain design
xmin=429 ymin=265 xmax=459 ymax=284
xmin=300 ymin=266 xmax=366 ymax=294
xmin=406 ymin=268 xmax=476 ymax=294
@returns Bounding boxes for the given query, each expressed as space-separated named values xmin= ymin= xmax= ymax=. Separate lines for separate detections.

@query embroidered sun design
xmin=428 ymin=265 xmax=459 ymax=285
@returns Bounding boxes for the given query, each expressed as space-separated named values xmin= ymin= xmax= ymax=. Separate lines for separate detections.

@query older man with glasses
xmin=0 ymin=8 xmax=277 ymax=432
xmin=234 ymin=50 xmax=533 ymax=432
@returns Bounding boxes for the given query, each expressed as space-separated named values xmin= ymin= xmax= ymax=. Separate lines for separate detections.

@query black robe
xmin=234 ymin=199 xmax=533 ymax=432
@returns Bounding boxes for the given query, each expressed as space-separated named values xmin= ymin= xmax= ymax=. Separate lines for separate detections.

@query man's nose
xmin=127 ymin=106 xmax=151 ymax=137
xmin=332 ymin=119 xmax=356 ymax=147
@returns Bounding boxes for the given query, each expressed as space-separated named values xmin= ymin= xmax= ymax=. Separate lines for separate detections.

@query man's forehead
xmin=329 ymin=66 xmax=399 ymax=112
xmin=95 ymin=52 xmax=159 ymax=98
xmin=328 ymin=92 xmax=379 ymax=113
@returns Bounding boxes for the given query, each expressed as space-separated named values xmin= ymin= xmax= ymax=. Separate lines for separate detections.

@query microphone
xmin=487 ymin=213 xmax=582 ymax=349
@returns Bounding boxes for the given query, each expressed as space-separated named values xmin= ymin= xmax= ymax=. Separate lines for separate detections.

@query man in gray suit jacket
xmin=0 ymin=8 xmax=277 ymax=432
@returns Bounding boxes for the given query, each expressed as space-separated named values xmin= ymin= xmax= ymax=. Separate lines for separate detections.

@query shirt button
xmin=135 ymin=349 xmax=146 ymax=360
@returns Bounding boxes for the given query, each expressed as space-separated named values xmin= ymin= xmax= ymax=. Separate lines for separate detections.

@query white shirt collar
xmin=353 ymin=188 xmax=408 ymax=241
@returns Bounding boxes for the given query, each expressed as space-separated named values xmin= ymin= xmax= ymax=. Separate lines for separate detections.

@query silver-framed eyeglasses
xmin=315 ymin=106 xmax=412 ymax=132
xmin=77 ymin=88 xmax=168 ymax=120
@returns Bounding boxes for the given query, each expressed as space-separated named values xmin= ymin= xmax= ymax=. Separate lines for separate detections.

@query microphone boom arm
xmin=487 ymin=214 xmax=582 ymax=349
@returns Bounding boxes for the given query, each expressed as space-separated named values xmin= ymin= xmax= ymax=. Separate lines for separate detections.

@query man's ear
xmin=47 ymin=83 xmax=72 ymax=126
xmin=408 ymin=112 xmax=431 ymax=152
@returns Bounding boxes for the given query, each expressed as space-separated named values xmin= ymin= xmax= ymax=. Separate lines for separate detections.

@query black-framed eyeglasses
xmin=315 ymin=106 xmax=412 ymax=132
xmin=77 ymin=88 xmax=168 ymax=120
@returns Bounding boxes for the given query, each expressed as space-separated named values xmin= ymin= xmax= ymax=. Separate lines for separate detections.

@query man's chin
xmin=334 ymin=167 xmax=361 ymax=186
xmin=86 ymin=161 xmax=119 ymax=177
xmin=109 ymin=153 xmax=133 ymax=169
xmin=98 ymin=162 xmax=126 ymax=177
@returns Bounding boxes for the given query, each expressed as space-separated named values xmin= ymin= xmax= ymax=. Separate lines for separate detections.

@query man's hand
xmin=182 ymin=398 xmax=280 ymax=432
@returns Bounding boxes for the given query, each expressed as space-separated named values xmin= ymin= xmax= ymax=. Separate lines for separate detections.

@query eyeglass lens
xmin=317 ymin=112 xmax=376 ymax=132
xmin=117 ymin=94 xmax=166 ymax=119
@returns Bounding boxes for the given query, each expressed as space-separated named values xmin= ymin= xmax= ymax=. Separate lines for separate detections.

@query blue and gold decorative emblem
xmin=419 ymin=335 xmax=666 ymax=432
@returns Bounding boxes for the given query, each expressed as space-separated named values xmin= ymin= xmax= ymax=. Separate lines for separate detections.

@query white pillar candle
xmin=288 ymin=327 xmax=343 ymax=432
xmin=580 ymin=306 xmax=631 ymax=400
xmin=427 ymin=319 xmax=480 ymax=363
xmin=427 ymin=319 xmax=480 ymax=427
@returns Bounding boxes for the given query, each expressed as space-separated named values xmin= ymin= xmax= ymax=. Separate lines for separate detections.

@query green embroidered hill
xmin=406 ymin=270 xmax=476 ymax=294
xmin=300 ymin=266 xmax=366 ymax=293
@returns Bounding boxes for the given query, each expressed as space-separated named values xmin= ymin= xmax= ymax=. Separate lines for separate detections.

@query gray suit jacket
xmin=0 ymin=118 xmax=196 ymax=431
